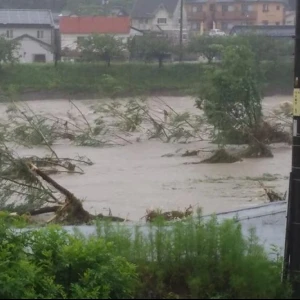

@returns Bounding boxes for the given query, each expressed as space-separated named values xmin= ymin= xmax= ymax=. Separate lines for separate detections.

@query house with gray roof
xmin=131 ymin=0 xmax=188 ymax=40
xmin=0 ymin=9 xmax=55 ymax=63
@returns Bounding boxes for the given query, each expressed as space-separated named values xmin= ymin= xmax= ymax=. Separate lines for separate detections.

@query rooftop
xmin=131 ymin=0 xmax=179 ymax=19
xmin=59 ymin=16 xmax=131 ymax=34
xmin=0 ymin=9 xmax=54 ymax=26
xmin=186 ymin=0 xmax=288 ymax=4
xmin=230 ymin=25 xmax=295 ymax=37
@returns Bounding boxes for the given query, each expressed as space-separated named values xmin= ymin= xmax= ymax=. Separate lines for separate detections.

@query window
xmin=6 ymin=29 xmax=13 ymax=38
xmin=242 ymin=4 xmax=253 ymax=12
xmin=145 ymin=19 xmax=148 ymax=24
xmin=33 ymin=54 xmax=46 ymax=63
xmin=37 ymin=30 xmax=44 ymax=39
xmin=222 ymin=4 xmax=229 ymax=12
xmin=262 ymin=20 xmax=269 ymax=25
xmin=192 ymin=6 xmax=197 ymax=13
xmin=139 ymin=19 xmax=144 ymax=24
xmin=197 ymin=5 xmax=202 ymax=12
xmin=277 ymin=5 xmax=280 ymax=10
xmin=228 ymin=5 xmax=234 ymax=12
xmin=210 ymin=4 xmax=215 ymax=12
xmin=157 ymin=18 xmax=167 ymax=24
xmin=263 ymin=4 xmax=269 ymax=12
xmin=276 ymin=22 xmax=280 ymax=25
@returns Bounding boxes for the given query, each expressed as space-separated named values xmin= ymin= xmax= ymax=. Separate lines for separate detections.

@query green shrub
xmin=95 ymin=217 xmax=291 ymax=299
xmin=0 ymin=222 xmax=137 ymax=299
xmin=0 ymin=215 xmax=292 ymax=299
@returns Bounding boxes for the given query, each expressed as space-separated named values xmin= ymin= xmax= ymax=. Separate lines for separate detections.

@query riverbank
xmin=0 ymin=62 xmax=293 ymax=99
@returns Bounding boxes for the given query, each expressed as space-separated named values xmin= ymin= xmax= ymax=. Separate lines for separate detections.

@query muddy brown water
xmin=0 ymin=95 xmax=292 ymax=221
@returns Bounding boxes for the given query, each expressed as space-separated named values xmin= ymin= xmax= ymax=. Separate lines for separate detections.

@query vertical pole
xmin=179 ymin=0 xmax=183 ymax=62
xmin=284 ymin=1 xmax=300 ymax=296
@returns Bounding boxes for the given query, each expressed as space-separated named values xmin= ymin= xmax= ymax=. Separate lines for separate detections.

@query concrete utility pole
xmin=179 ymin=0 xmax=184 ymax=62
xmin=284 ymin=1 xmax=300 ymax=296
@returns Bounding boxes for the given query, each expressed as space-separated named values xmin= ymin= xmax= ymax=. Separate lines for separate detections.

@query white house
xmin=285 ymin=10 xmax=295 ymax=25
xmin=0 ymin=9 xmax=55 ymax=63
xmin=59 ymin=16 xmax=142 ymax=52
xmin=131 ymin=0 xmax=188 ymax=40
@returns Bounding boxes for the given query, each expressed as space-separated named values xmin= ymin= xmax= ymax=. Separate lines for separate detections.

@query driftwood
xmin=26 ymin=164 xmax=126 ymax=224
xmin=259 ymin=182 xmax=284 ymax=202
xmin=143 ymin=205 xmax=193 ymax=223
xmin=182 ymin=150 xmax=199 ymax=157
xmin=200 ymin=149 xmax=241 ymax=164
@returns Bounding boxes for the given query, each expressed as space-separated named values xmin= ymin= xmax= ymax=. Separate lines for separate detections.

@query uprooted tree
xmin=198 ymin=45 xmax=282 ymax=158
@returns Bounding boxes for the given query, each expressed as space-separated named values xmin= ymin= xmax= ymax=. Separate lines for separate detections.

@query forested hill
xmin=0 ymin=0 xmax=134 ymax=13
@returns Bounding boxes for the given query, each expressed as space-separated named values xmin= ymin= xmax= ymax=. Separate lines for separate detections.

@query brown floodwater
xmin=0 ymin=95 xmax=292 ymax=221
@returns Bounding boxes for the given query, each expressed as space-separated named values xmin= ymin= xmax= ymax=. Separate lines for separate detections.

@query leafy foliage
xmin=129 ymin=34 xmax=174 ymax=67
xmin=0 ymin=214 xmax=291 ymax=299
xmin=0 ymin=221 xmax=137 ymax=299
xmin=189 ymin=35 xmax=225 ymax=63
xmin=199 ymin=45 xmax=263 ymax=145
xmin=77 ymin=34 xmax=126 ymax=66
xmin=95 ymin=216 xmax=291 ymax=299
xmin=0 ymin=35 xmax=19 ymax=65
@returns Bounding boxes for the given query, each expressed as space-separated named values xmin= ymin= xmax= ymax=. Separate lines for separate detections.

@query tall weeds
xmin=95 ymin=216 xmax=291 ymax=299
xmin=0 ymin=214 xmax=292 ymax=299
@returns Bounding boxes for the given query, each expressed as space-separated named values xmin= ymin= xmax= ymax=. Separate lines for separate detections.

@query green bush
xmin=0 ymin=221 xmax=137 ymax=299
xmin=95 ymin=216 xmax=291 ymax=299
xmin=0 ymin=215 xmax=292 ymax=299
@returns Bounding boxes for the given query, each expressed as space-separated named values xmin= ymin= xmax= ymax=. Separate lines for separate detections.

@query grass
xmin=0 ymin=61 xmax=293 ymax=98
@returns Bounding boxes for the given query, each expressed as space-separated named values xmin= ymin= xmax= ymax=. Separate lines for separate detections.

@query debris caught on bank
xmin=200 ymin=149 xmax=241 ymax=164
xmin=259 ymin=182 xmax=285 ymax=202
xmin=142 ymin=205 xmax=193 ymax=222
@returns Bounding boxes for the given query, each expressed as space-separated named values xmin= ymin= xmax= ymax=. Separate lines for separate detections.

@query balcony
xmin=187 ymin=11 xmax=206 ymax=21
xmin=215 ymin=11 xmax=257 ymax=21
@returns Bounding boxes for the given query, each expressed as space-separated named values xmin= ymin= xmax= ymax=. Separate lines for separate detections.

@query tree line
xmin=63 ymin=32 xmax=294 ymax=67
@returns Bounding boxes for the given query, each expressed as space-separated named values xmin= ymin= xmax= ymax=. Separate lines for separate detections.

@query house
xmin=285 ymin=10 xmax=295 ymax=25
xmin=131 ymin=0 xmax=188 ymax=41
xmin=0 ymin=9 xmax=55 ymax=63
xmin=185 ymin=0 xmax=288 ymax=34
xmin=59 ymin=16 xmax=142 ymax=52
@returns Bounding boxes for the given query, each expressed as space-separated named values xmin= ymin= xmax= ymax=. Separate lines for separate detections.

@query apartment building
xmin=186 ymin=0 xmax=288 ymax=34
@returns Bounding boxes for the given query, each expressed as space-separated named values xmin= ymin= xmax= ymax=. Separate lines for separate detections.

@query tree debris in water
xmin=259 ymin=182 xmax=284 ymax=202
xmin=142 ymin=205 xmax=193 ymax=222
xmin=200 ymin=149 xmax=241 ymax=164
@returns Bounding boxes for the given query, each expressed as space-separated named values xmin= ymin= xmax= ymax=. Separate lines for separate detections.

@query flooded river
xmin=0 ymin=95 xmax=292 ymax=220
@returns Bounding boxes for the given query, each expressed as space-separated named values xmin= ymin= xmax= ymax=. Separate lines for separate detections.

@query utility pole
xmin=179 ymin=0 xmax=183 ymax=62
xmin=283 ymin=1 xmax=300 ymax=296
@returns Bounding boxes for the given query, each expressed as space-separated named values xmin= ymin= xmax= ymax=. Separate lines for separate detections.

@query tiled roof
xmin=131 ymin=0 xmax=179 ymax=19
xmin=186 ymin=0 xmax=288 ymax=4
xmin=0 ymin=9 xmax=54 ymax=26
xmin=59 ymin=16 xmax=131 ymax=34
